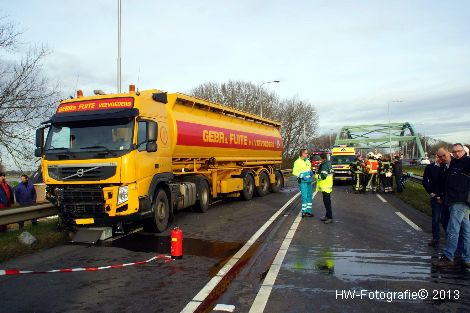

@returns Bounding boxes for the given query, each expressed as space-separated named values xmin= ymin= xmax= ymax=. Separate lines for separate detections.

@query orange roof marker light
xmin=76 ymin=90 xmax=83 ymax=98
xmin=129 ymin=85 xmax=136 ymax=94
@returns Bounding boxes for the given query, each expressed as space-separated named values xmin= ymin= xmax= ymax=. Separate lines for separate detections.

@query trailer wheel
xmin=256 ymin=171 xmax=270 ymax=197
xmin=271 ymin=170 xmax=283 ymax=193
xmin=241 ymin=173 xmax=255 ymax=201
xmin=195 ymin=179 xmax=210 ymax=212
xmin=144 ymin=189 xmax=170 ymax=233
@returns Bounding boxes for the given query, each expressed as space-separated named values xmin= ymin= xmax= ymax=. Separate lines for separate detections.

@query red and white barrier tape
xmin=0 ymin=254 xmax=172 ymax=276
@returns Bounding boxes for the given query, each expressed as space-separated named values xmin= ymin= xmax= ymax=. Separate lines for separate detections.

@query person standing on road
xmin=381 ymin=155 xmax=393 ymax=193
xmin=316 ymin=153 xmax=334 ymax=224
xmin=0 ymin=172 xmax=15 ymax=232
xmin=365 ymin=152 xmax=378 ymax=192
xmin=392 ymin=155 xmax=403 ymax=193
xmin=293 ymin=148 xmax=314 ymax=217
xmin=423 ymin=153 xmax=446 ymax=247
xmin=350 ymin=154 xmax=365 ymax=193
xmin=433 ymin=143 xmax=470 ymax=268
xmin=15 ymin=174 xmax=37 ymax=228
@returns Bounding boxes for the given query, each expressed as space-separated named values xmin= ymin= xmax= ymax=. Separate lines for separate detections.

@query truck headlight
xmin=117 ymin=186 xmax=128 ymax=205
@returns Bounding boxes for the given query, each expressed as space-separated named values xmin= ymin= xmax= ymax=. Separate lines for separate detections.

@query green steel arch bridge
xmin=334 ymin=122 xmax=426 ymax=159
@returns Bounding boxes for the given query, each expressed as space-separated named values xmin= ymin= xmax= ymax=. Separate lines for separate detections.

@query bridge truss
xmin=334 ymin=122 xmax=425 ymax=159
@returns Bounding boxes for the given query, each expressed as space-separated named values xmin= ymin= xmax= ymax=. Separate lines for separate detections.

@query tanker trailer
xmin=35 ymin=86 xmax=284 ymax=232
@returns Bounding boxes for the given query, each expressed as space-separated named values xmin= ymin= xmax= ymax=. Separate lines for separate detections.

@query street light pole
xmin=388 ymin=100 xmax=403 ymax=158
xmin=259 ymin=80 xmax=280 ymax=117
xmin=117 ymin=0 xmax=122 ymax=93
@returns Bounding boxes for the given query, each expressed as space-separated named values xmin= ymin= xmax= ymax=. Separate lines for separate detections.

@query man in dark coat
xmin=392 ymin=155 xmax=403 ymax=193
xmin=15 ymin=174 xmax=37 ymax=227
xmin=423 ymin=153 xmax=447 ymax=247
xmin=433 ymin=144 xmax=470 ymax=268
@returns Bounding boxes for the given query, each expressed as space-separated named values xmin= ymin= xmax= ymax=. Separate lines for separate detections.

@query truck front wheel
xmin=144 ymin=189 xmax=170 ymax=233
xmin=196 ymin=180 xmax=210 ymax=212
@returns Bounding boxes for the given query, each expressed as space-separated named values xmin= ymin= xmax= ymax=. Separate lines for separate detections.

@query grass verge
xmin=0 ymin=218 xmax=69 ymax=263
xmin=395 ymin=180 xmax=431 ymax=216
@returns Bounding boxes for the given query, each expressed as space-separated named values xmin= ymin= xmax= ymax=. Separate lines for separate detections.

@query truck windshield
xmin=331 ymin=155 xmax=355 ymax=165
xmin=44 ymin=118 xmax=134 ymax=155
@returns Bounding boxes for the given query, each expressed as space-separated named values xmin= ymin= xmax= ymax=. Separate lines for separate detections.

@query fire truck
xmin=310 ymin=150 xmax=331 ymax=171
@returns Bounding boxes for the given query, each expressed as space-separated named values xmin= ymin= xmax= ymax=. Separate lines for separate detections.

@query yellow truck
xmin=330 ymin=146 xmax=356 ymax=181
xmin=35 ymin=86 xmax=284 ymax=232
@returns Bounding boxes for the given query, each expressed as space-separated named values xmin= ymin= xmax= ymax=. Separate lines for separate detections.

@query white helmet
xmin=376 ymin=153 xmax=382 ymax=159
xmin=367 ymin=152 xmax=375 ymax=159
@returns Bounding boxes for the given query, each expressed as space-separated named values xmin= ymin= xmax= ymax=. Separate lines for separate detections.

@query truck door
xmin=135 ymin=120 xmax=159 ymax=190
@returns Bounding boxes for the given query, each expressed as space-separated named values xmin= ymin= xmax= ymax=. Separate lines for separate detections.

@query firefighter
xmin=380 ymin=155 xmax=393 ymax=193
xmin=376 ymin=153 xmax=383 ymax=192
xmin=293 ymin=148 xmax=314 ymax=217
xmin=316 ymin=153 xmax=334 ymax=223
xmin=350 ymin=154 xmax=365 ymax=193
xmin=365 ymin=152 xmax=379 ymax=192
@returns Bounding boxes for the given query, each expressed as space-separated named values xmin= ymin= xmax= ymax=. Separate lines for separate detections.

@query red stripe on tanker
xmin=176 ymin=121 xmax=282 ymax=151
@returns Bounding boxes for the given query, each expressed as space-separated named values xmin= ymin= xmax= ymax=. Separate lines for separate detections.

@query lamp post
xmin=329 ymin=128 xmax=334 ymax=148
xmin=259 ymin=80 xmax=280 ymax=117
xmin=417 ymin=122 xmax=427 ymax=158
xmin=117 ymin=0 xmax=122 ymax=93
xmin=388 ymin=100 xmax=403 ymax=158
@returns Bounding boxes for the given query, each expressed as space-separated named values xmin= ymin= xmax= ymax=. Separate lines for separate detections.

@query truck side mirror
xmin=34 ymin=147 xmax=43 ymax=157
xmin=35 ymin=128 xmax=44 ymax=148
xmin=147 ymin=122 xmax=157 ymax=141
xmin=146 ymin=142 xmax=157 ymax=152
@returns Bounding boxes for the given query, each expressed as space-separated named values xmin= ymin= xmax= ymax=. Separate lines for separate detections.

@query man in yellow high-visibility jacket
xmin=293 ymin=148 xmax=314 ymax=217
xmin=316 ymin=153 xmax=334 ymax=224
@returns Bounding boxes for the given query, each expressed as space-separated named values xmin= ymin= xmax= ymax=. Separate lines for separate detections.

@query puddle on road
xmin=285 ymin=247 xmax=470 ymax=283
xmin=107 ymin=233 xmax=243 ymax=262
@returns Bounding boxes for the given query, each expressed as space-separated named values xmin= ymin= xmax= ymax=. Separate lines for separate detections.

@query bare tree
xmin=0 ymin=18 xmax=59 ymax=170
xmin=191 ymin=80 xmax=280 ymax=118
xmin=311 ymin=133 xmax=336 ymax=150
xmin=190 ymin=81 xmax=319 ymax=167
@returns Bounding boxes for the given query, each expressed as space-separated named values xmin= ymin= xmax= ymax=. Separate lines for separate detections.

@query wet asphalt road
xmin=1 ymin=178 xmax=469 ymax=313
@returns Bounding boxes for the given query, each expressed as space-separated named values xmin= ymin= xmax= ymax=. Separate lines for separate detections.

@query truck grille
xmin=60 ymin=186 xmax=106 ymax=218
xmin=48 ymin=163 xmax=117 ymax=181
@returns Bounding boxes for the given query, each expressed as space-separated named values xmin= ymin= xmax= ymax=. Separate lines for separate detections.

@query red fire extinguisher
xmin=171 ymin=227 xmax=183 ymax=259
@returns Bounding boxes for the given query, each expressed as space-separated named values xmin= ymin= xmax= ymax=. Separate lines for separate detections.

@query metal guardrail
xmin=403 ymin=172 xmax=423 ymax=184
xmin=409 ymin=174 xmax=423 ymax=183
xmin=0 ymin=203 xmax=57 ymax=226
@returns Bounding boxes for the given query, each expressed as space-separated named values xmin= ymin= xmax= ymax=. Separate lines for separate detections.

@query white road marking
xmin=248 ymin=191 xmax=318 ymax=313
xmin=395 ymin=211 xmax=422 ymax=231
xmin=213 ymin=304 xmax=236 ymax=312
xmin=180 ymin=192 xmax=301 ymax=313
xmin=376 ymin=194 xmax=387 ymax=203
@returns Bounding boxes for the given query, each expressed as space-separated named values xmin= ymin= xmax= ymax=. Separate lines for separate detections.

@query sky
xmin=2 ymin=0 xmax=470 ymax=144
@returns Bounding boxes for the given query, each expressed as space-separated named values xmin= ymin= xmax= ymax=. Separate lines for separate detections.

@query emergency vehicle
xmin=310 ymin=150 xmax=331 ymax=171
xmin=330 ymin=146 xmax=356 ymax=181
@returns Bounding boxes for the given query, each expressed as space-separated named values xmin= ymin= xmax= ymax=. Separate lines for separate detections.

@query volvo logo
xmin=62 ymin=166 xmax=101 ymax=180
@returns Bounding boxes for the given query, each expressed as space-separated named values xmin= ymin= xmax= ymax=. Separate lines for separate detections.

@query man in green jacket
xmin=293 ymin=148 xmax=314 ymax=217
xmin=316 ymin=153 xmax=334 ymax=224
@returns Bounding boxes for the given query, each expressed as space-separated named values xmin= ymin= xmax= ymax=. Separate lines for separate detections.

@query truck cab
xmin=330 ymin=146 xmax=356 ymax=181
